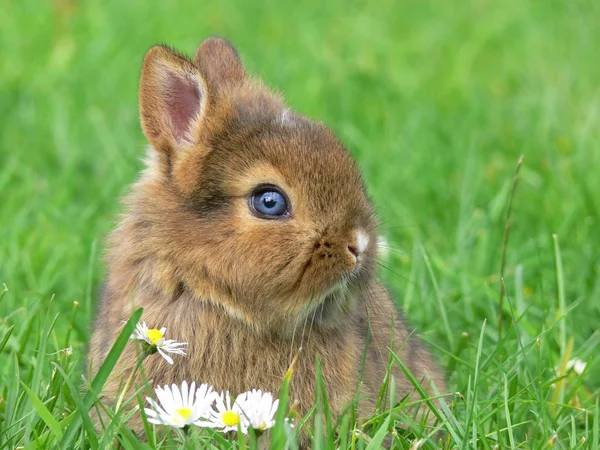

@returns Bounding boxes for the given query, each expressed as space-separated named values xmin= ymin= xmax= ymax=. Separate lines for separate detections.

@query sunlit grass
xmin=1 ymin=0 xmax=599 ymax=447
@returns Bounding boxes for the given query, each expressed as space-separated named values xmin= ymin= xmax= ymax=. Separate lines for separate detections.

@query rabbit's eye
xmin=250 ymin=186 xmax=289 ymax=219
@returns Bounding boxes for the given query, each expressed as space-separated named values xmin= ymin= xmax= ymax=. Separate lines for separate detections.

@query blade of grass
xmin=0 ymin=325 xmax=13 ymax=355
xmin=338 ymin=414 xmax=350 ymax=450
xmin=137 ymin=393 xmax=156 ymax=447
xmin=19 ymin=380 xmax=63 ymax=440
xmin=238 ymin=424 xmax=248 ymax=450
xmin=503 ymin=277 xmax=553 ymax=439
xmin=22 ymin=412 xmax=77 ymax=450
xmin=551 ymin=337 xmax=573 ymax=416
xmin=85 ymin=240 xmax=97 ymax=326
xmin=271 ymin=349 xmax=298 ymax=449
xmin=593 ymin=398 xmax=599 ymax=450
xmin=97 ymin=380 xmax=150 ymax=449
xmin=117 ymin=428 xmax=154 ymax=450
xmin=421 ymin=244 xmax=454 ymax=350
xmin=25 ymin=297 xmax=58 ymax=440
xmin=63 ymin=300 xmax=80 ymax=350
xmin=315 ymin=358 xmax=334 ymax=449
xmin=552 ymin=233 xmax=567 ymax=409
xmin=503 ymin=374 xmax=515 ymax=449
xmin=364 ymin=414 xmax=390 ymax=450
xmin=52 ymin=362 xmax=99 ymax=450
xmin=497 ymin=155 xmax=524 ymax=338
xmin=390 ymin=350 xmax=464 ymax=445
xmin=376 ymin=316 xmax=401 ymax=413
xmin=570 ymin=415 xmax=577 ymax=448
xmin=313 ymin=410 xmax=324 ymax=450
xmin=464 ymin=319 xmax=486 ymax=449
xmin=59 ymin=308 xmax=143 ymax=448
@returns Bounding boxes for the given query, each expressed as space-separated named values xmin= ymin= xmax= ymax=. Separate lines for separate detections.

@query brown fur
xmin=88 ymin=37 xmax=446 ymax=443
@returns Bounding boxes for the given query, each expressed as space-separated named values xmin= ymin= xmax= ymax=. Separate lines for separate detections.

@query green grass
xmin=1 ymin=0 xmax=599 ymax=447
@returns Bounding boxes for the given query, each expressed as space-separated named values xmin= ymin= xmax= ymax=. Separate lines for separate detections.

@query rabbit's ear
xmin=194 ymin=37 xmax=246 ymax=90
xmin=139 ymin=46 xmax=208 ymax=151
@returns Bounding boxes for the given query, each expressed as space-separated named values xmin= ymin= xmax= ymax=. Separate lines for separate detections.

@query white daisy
xmin=566 ymin=358 xmax=587 ymax=375
xmin=239 ymin=389 xmax=279 ymax=432
xmin=200 ymin=391 xmax=250 ymax=433
xmin=145 ymin=381 xmax=216 ymax=428
xmin=130 ymin=321 xmax=187 ymax=364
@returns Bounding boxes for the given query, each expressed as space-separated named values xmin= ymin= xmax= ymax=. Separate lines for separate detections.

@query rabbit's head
xmin=134 ymin=38 xmax=377 ymax=332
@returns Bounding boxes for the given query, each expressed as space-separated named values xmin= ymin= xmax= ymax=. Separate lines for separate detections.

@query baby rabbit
xmin=88 ymin=37 xmax=446 ymax=441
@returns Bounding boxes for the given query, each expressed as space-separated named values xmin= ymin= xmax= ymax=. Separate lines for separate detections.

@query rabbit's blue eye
xmin=250 ymin=187 xmax=289 ymax=218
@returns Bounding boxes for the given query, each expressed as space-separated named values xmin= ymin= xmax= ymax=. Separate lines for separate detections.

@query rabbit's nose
xmin=347 ymin=245 xmax=360 ymax=257
xmin=347 ymin=230 xmax=369 ymax=260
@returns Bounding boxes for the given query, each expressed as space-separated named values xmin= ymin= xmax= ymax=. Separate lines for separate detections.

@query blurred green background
xmin=1 ymin=0 xmax=599 ymax=430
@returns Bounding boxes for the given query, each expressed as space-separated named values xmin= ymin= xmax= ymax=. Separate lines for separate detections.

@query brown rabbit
xmin=88 ymin=37 xmax=446 ymax=443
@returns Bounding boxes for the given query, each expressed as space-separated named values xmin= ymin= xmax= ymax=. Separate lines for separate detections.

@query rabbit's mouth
xmin=311 ymin=289 xmax=354 ymax=328
xmin=285 ymin=230 xmax=375 ymax=328
xmin=299 ymin=275 xmax=365 ymax=328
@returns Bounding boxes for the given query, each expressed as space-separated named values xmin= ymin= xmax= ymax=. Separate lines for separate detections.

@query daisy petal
xmin=157 ymin=347 xmax=174 ymax=364
xmin=145 ymin=381 xmax=215 ymax=428
xmin=181 ymin=381 xmax=189 ymax=408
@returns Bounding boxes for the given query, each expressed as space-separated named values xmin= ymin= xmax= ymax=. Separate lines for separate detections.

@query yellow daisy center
xmin=222 ymin=410 xmax=240 ymax=427
xmin=174 ymin=407 xmax=192 ymax=423
xmin=145 ymin=328 xmax=164 ymax=345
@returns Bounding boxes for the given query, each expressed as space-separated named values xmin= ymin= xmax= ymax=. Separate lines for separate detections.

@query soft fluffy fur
xmin=88 ymin=37 xmax=446 ymax=442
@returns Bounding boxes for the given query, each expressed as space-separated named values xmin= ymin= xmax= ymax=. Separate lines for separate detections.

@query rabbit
xmin=88 ymin=37 xmax=447 ymax=444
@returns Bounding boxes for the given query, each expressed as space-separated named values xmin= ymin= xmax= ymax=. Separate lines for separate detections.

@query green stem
xmin=115 ymin=352 xmax=146 ymax=412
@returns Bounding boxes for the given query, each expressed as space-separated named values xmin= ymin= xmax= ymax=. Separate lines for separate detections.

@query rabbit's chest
xmin=182 ymin=319 xmax=363 ymax=414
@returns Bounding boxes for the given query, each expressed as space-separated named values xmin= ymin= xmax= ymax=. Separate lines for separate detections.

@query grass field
xmin=1 ymin=0 xmax=599 ymax=448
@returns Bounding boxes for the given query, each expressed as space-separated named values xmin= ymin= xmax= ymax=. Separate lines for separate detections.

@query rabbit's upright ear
xmin=194 ymin=37 xmax=246 ymax=90
xmin=139 ymin=46 xmax=208 ymax=152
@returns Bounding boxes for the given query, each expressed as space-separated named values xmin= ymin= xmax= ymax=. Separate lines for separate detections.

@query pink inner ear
xmin=164 ymin=73 xmax=202 ymax=143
